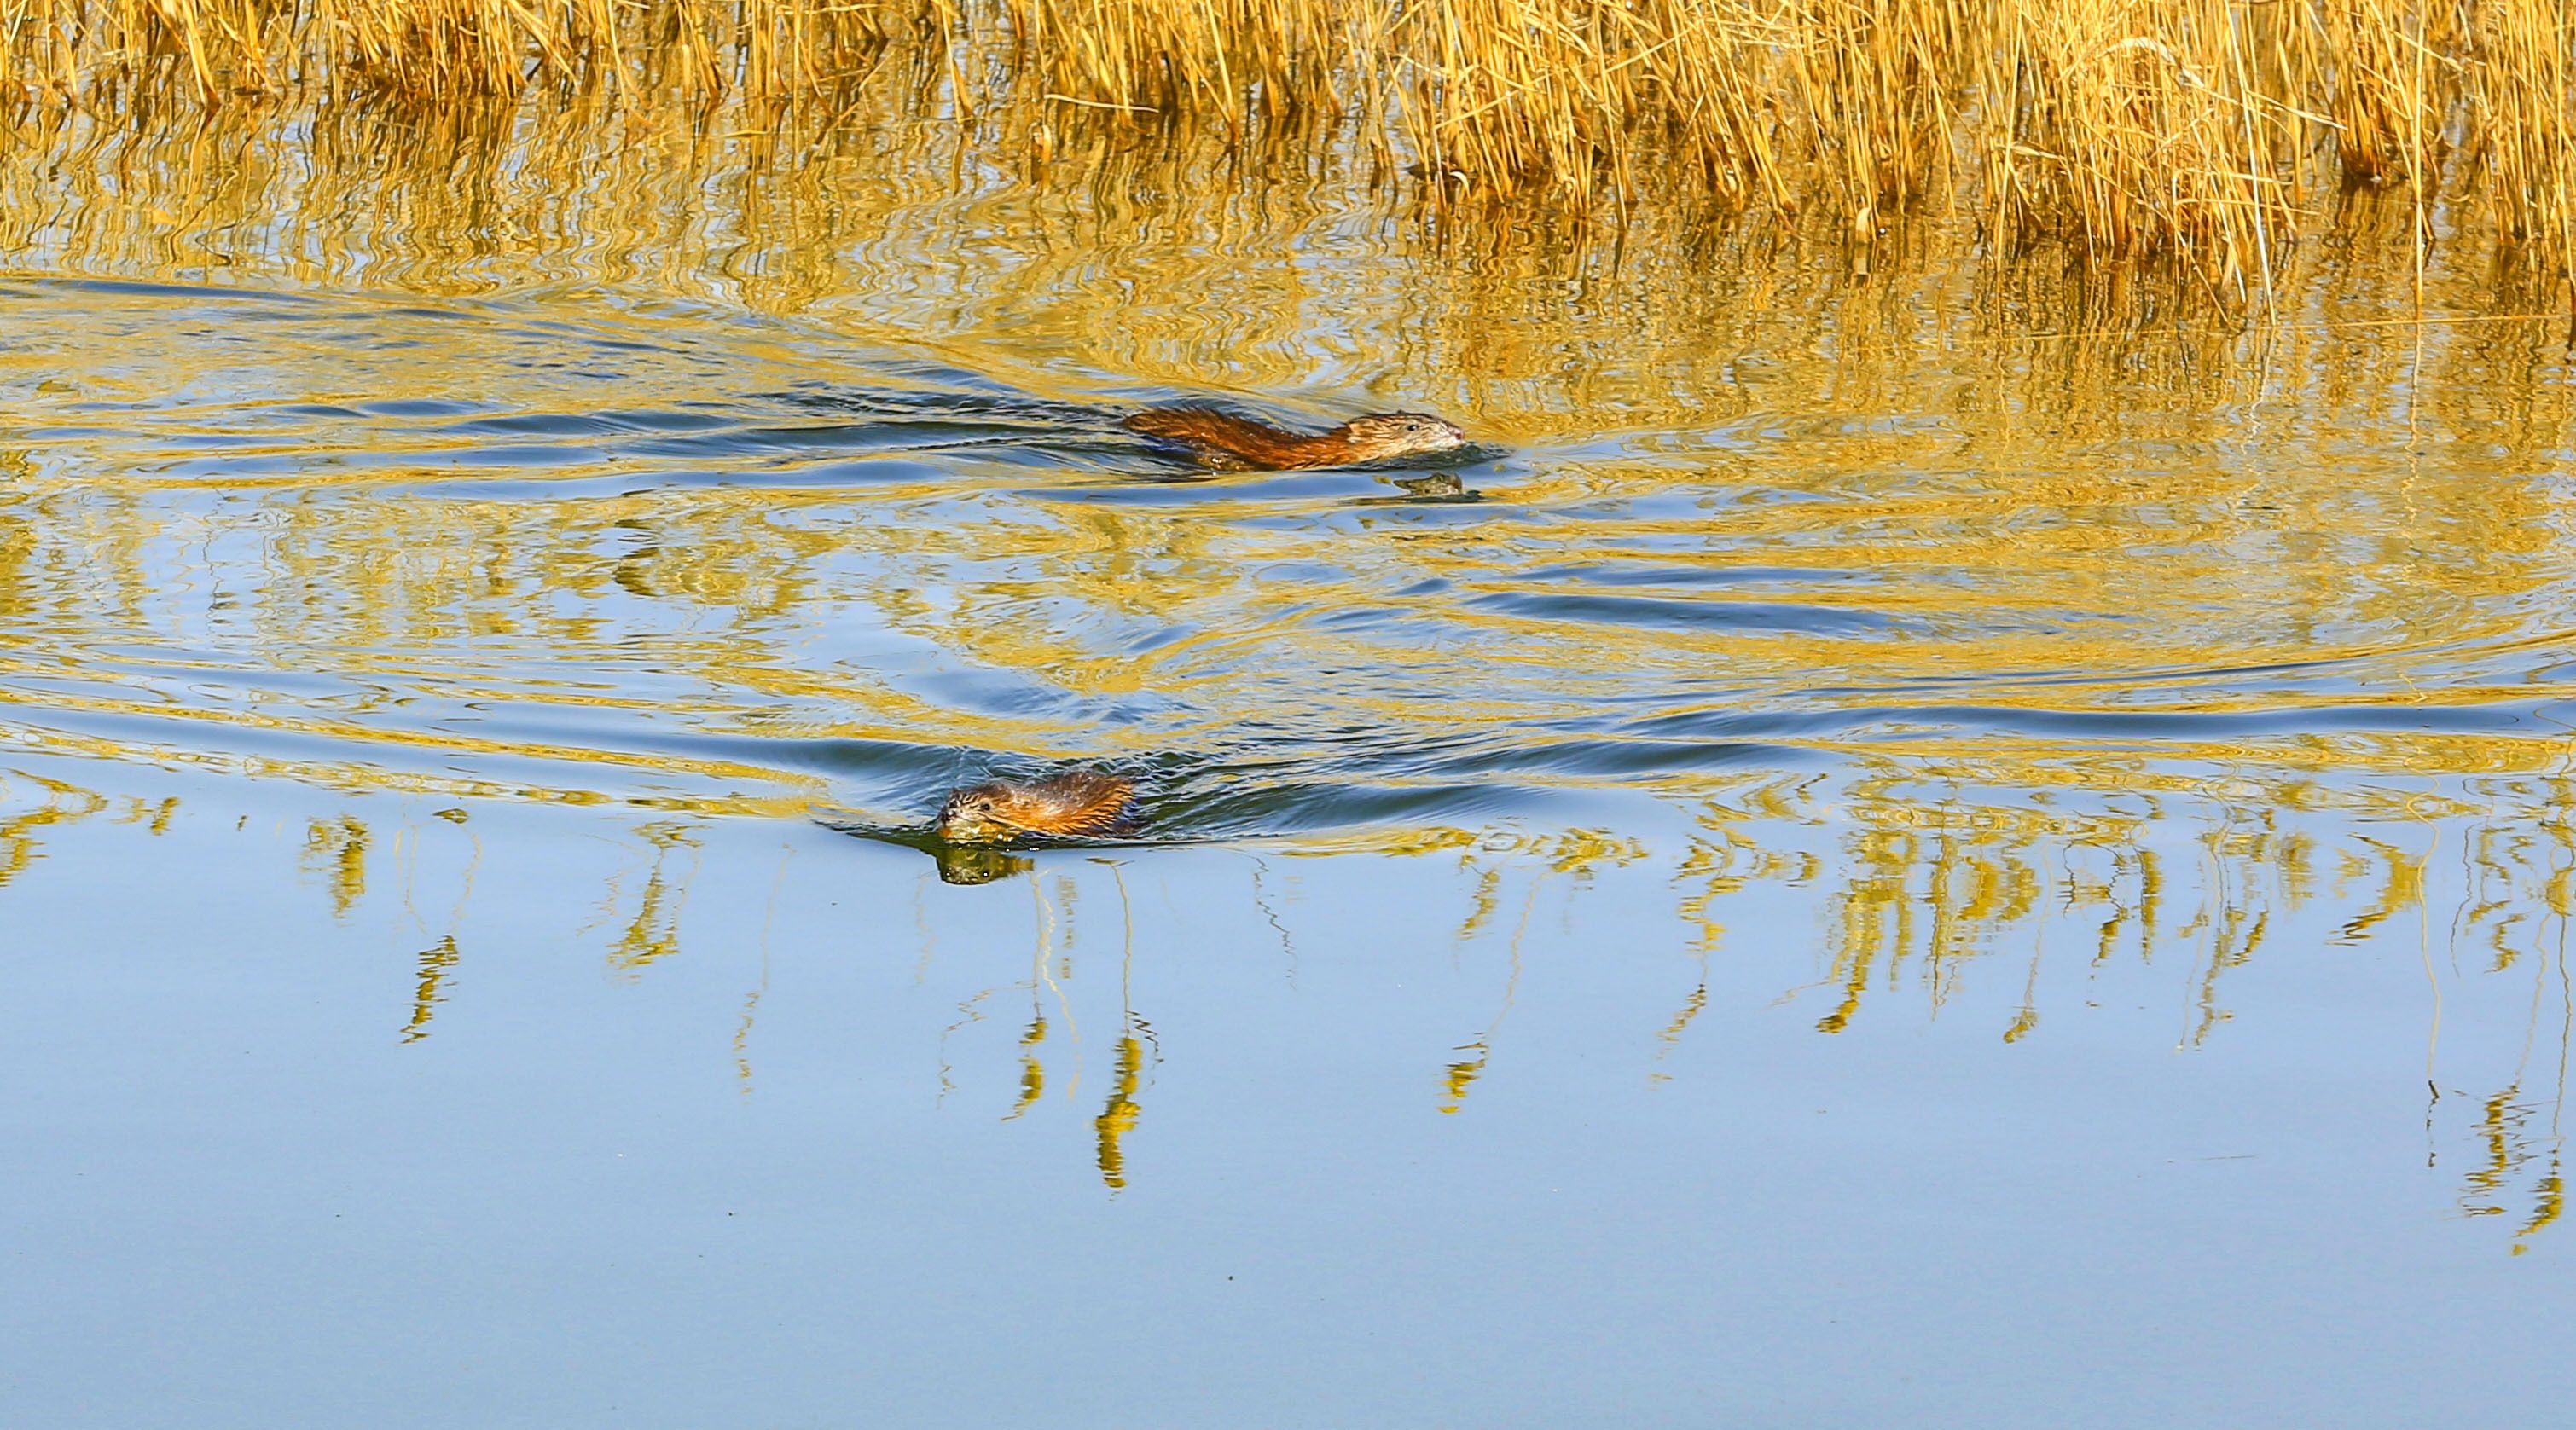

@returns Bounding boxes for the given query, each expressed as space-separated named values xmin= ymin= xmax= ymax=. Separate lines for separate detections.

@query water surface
xmin=4 ymin=94 xmax=2576 ymax=1427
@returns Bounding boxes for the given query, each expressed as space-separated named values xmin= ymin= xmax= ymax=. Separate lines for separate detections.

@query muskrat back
xmin=935 ymin=770 xmax=1137 ymax=844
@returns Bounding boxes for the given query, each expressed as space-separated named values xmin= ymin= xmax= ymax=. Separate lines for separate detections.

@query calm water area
xmin=6 ymin=94 xmax=2576 ymax=1425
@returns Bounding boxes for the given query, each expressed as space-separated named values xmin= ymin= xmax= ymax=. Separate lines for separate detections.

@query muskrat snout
xmin=935 ymin=785 xmax=1011 ymax=843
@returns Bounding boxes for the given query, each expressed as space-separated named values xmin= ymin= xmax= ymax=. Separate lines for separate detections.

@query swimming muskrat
xmin=935 ymin=770 xmax=1137 ymax=844
xmin=1123 ymin=408 xmax=1465 ymax=471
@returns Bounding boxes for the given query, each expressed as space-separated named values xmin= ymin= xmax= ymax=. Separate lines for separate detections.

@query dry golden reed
xmin=0 ymin=0 xmax=935 ymax=99
xmin=2 ymin=0 xmax=2570 ymax=293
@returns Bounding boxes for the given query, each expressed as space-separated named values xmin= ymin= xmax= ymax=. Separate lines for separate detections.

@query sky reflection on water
xmin=5 ymin=753 xmax=2575 ymax=1426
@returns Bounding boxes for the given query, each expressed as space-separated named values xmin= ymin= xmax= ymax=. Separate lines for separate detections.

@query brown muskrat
xmin=1123 ymin=408 xmax=1465 ymax=471
xmin=935 ymin=770 xmax=1137 ymax=844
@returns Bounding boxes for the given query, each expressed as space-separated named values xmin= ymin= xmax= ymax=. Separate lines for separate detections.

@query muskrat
xmin=935 ymin=770 xmax=1137 ymax=844
xmin=1123 ymin=408 xmax=1465 ymax=471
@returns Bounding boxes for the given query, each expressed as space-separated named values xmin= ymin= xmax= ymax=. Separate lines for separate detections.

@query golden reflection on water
xmin=9 ymin=80 xmax=2573 ymax=422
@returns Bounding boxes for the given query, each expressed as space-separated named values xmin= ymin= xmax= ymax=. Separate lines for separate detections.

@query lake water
xmin=5 ymin=94 xmax=2576 ymax=1427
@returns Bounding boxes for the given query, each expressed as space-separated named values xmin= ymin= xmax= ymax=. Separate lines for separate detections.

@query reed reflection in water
xmin=6 ymin=754 xmax=2568 ymax=1250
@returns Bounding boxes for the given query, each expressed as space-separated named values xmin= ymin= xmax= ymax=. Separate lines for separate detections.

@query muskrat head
xmin=934 ymin=783 xmax=1014 ymax=844
xmin=1338 ymin=411 xmax=1467 ymax=462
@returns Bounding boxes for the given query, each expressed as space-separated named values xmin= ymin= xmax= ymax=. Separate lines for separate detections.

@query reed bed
xmin=3 ymin=0 xmax=2571 ymax=297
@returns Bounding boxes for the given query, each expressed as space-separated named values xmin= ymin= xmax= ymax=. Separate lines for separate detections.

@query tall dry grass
xmin=2 ymin=0 xmax=2571 ymax=298
xmin=0 ymin=0 xmax=937 ymax=99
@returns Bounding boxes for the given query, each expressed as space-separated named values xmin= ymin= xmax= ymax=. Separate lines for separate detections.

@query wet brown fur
xmin=1123 ymin=408 xmax=1465 ymax=471
xmin=935 ymin=770 xmax=1137 ymax=843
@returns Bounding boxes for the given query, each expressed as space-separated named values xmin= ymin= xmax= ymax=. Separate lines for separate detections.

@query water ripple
xmin=3 ymin=275 xmax=2573 ymax=846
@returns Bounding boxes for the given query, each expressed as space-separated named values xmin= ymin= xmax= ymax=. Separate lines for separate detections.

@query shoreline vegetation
xmin=2 ymin=1 xmax=2571 ymax=317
